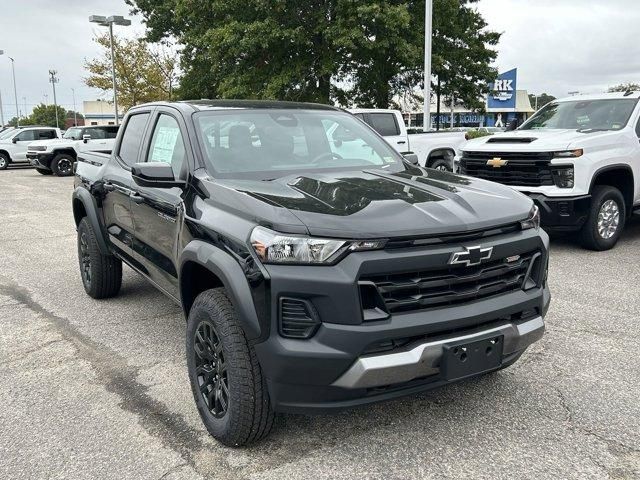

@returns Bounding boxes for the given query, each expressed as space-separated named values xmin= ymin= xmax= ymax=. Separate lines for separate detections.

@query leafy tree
xmin=528 ymin=93 xmax=555 ymax=110
xmin=84 ymin=33 xmax=178 ymax=110
xmin=608 ymin=83 xmax=640 ymax=93
xmin=17 ymin=104 xmax=67 ymax=128
xmin=127 ymin=0 xmax=500 ymax=108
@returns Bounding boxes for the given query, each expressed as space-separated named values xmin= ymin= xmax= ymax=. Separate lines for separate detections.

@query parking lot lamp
xmin=0 ymin=51 xmax=20 ymax=127
xmin=88 ymin=15 xmax=131 ymax=126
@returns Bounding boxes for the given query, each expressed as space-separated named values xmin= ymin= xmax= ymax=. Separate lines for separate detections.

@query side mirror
xmin=83 ymin=134 xmax=91 ymax=143
xmin=403 ymin=152 xmax=419 ymax=165
xmin=12 ymin=137 xmax=18 ymax=144
xmin=131 ymin=162 xmax=185 ymax=188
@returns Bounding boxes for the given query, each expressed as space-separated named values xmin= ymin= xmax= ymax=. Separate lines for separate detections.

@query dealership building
xmin=403 ymin=68 xmax=535 ymax=128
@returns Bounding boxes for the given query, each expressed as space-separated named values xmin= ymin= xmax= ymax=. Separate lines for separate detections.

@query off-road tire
xmin=186 ymin=288 xmax=274 ymax=447
xmin=36 ymin=168 xmax=52 ymax=175
xmin=579 ymin=185 xmax=625 ymax=251
xmin=77 ymin=217 xmax=122 ymax=298
xmin=51 ymin=153 xmax=75 ymax=176
xmin=0 ymin=153 xmax=9 ymax=170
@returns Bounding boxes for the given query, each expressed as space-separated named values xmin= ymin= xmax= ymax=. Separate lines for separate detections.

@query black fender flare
xmin=72 ymin=187 xmax=109 ymax=254
xmin=179 ymin=240 xmax=262 ymax=340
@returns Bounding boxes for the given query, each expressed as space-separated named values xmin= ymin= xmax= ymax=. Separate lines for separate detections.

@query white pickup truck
xmin=457 ymin=91 xmax=640 ymax=250
xmin=349 ymin=109 xmax=466 ymax=170
xmin=26 ymin=125 xmax=119 ymax=176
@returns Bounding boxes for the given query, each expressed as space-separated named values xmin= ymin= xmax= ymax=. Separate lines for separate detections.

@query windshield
xmin=0 ymin=129 xmax=16 ymax=140
xmin=194 ymin=109 xmax=405 ymax=180
xmin=520 ymin=98 xmax=638 ymax=131
xmin=63 ymin=128 xmax=83 ymax=140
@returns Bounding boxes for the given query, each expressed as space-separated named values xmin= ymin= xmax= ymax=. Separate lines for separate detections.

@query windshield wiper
xmin=576 ymin=128 xmax=610 ymax=133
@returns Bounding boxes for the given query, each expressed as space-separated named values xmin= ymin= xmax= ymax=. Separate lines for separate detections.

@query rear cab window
xmin=368 ymin=113 xmax=400 ymax=137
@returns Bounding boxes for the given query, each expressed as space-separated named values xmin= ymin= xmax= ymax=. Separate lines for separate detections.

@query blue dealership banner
xmin=488 ymin=68 xmax=517 ymax=110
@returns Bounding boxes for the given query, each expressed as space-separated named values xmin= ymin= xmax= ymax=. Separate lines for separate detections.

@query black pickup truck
xmin=73 ymin=100 xmax=550 ymax=447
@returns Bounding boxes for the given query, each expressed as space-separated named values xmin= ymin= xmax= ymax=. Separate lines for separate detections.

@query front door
xmin=129 ymin=109 xmax=189 ymax=299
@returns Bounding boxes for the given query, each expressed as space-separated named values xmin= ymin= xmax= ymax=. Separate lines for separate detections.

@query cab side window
xmin=118 ymin=113 xmax=150 ymax=166
xmin=147 ymin=114 xmax=186 ymax=179
xmin=368 ymin=113 xmax=400 ymax=137
xmin=15 ymin=130 xmax=36 ymax=142
xmin=37 ymin=129 xmax=57 ymax=140
xmin=635 ymin=116 xmax=640 ymax=138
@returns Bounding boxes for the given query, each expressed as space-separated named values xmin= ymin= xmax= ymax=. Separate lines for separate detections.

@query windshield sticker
xmin=151 ymin=127 xmax=180 ymax=163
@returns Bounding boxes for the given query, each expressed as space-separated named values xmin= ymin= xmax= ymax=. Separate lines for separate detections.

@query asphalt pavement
xmin=0 ymin=167 xmax=638 ymax=479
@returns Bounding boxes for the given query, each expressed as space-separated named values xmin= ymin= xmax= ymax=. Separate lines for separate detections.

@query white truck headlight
xmin=553 ymin=149 xmax=583 ymax=158
xmin=250 ymin=226 xmax=386 ymax=265
xmin=520 ymin=205 xmax=540 ymax=231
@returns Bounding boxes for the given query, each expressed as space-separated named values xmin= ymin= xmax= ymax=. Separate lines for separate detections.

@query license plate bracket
xmin=441 ymin=335 xmax=504 ymax=381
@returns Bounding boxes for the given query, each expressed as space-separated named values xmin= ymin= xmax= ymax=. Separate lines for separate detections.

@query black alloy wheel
xmin=79 ymin=231 xmax=92 ymax=288
xmin=194 ymin=321 xmax=229 ymax=418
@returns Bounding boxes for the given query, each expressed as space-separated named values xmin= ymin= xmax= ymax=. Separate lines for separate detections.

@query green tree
xmin=608 ymin=83 xmax=640 ymax=93
xmin=19 ymin=104 xmax=67 ymax=128
xmin=84 ymin=33 xmax=178 ymax=110
xmin=528 ymin=93 xmax=556 ymax=110
xmin=127 ymin=0 xmax=500 ymax=108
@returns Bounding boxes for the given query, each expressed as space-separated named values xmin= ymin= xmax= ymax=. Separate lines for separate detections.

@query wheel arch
xmin=52 ymin=148 xmax=77 ymax=158
xmin=179 ymin=241 xmax=263 ymax=341
xmin=0 ymin=149 xmax=11 ymax=160
xmin=426 ymin=147 xmax=455 ymax=167
xmin=589 ymin=164 xmax=634 ymax=216
xmin=72 ymin=187 xmax=109 ymax=254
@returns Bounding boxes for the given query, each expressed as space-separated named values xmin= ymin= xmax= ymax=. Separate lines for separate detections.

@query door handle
xmin=397 ymin=140 xmax=406 ymax=144
xmin=130 ymin=192 xmax=145 ymax=204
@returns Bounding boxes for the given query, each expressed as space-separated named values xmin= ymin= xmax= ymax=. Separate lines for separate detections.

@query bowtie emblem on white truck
xmin=486 ymin=157 xmax=508 ymax=168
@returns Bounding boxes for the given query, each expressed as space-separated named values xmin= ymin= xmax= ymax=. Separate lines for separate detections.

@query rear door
xmin=129 ymin=107 xmax=190 ymax=299
xmin=361 ymin=112 xmax=407 ymax=153
xmin=101 ymin=110 xmax=153 ymax=259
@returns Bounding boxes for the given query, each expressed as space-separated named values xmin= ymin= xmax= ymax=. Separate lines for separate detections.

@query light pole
xmin=49 ymin=70 xmax=60 ymax=129
xmin=0 ymin=51 xmax=20 ymax=127
xmin=71 ymin=88 xmax=77 ymax=126
xmin=89 ymin=15 xmax=131 ymax=126
xmin=22 ymin=97 xmax=27 ymax=119
xmin=423 ymin=0 xmax=433 ymax=132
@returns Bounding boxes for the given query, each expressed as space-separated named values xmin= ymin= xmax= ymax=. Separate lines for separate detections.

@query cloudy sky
xmin=1 ymin=0 xmax=640 ymax=121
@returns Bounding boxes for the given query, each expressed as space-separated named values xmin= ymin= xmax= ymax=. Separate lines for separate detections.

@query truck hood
xmin=27 ymin=139 xmax=73 ymax=149
xmin=201 ymin=167 xmax=533 ymax=238
xmin=463 ymin=128 xmax=619 ymax=152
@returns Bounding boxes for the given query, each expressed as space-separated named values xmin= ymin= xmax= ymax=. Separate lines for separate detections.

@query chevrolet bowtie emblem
xmin=449 ymin=245 xmax=493 ymax=267
xmin=486 ymin=157 xmax=508 ymax=168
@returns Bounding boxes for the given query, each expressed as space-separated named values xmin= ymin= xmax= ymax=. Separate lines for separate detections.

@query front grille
xmin=360 ymin=251 xmax=539 ymax=314
xmin=460 ymin=151 xmax=553 ymax=186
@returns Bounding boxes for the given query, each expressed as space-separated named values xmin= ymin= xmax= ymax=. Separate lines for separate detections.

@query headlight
xmin=551 ymin=166 xmax=574 ymax=188
xmin=520 ymin=205 xmax=540 ymax=231
xmin=250 ymin=226 xmax=386 ymax=265
xmin=553 ymin=149 xmax=583 ymax=158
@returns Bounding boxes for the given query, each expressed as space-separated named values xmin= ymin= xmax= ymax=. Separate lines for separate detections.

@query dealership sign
xmin=488 ymin=68 xmax=517 ymax=109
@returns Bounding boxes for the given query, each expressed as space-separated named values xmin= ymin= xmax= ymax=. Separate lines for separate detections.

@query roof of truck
xmin=132 ymin=99 xmax=343 ymax=112
xmin=554 ymin=91 xmax=640 ymax=103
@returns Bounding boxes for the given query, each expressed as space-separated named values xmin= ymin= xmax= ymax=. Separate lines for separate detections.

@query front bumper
xmin=332 ymin=315 xmax=544 ymax=389
xmin=26 ymin=152 xmax=54 ymax=170
xmin=528 ymin=193 xmax=591 ymax=232
xmin=254 ymin=228 xmax=550 ymax=414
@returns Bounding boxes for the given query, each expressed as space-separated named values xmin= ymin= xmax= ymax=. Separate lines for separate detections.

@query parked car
xmin=73 ymin=100 xmax=550 ymax=446
xmin=26 ymin=125 xmax=119 ymax=176
xmin=458 ymin=91 xmax=640 ymax=250
xmin=0 ymin=126 xmax=62 ymax=170
xmin=349 ymin=109 xmax=467 ymax=171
